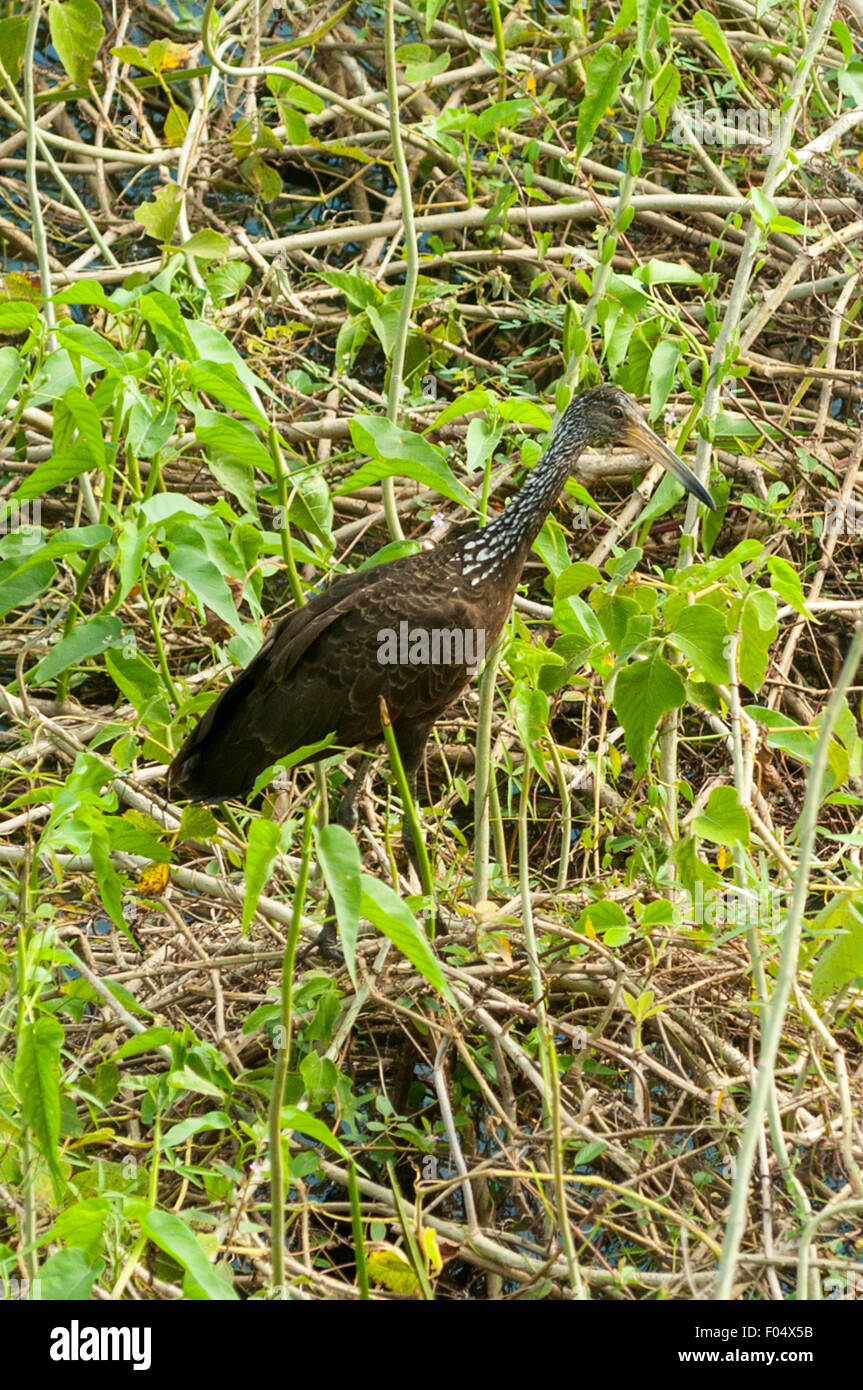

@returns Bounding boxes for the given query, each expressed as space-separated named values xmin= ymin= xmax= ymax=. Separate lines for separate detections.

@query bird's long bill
xmin=622 ymin=421 xmax=716 ymax=511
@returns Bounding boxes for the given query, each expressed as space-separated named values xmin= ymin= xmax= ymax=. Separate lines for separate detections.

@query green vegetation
xmin=1 ymin=0 xmax=862 ymax=1302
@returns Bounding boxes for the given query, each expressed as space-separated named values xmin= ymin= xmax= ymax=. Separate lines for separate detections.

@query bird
xmin=167 ymin=385 xmax=714 ymax=951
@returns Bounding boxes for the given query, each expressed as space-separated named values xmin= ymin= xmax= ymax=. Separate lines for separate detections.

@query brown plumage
xmin=167 ymin=386 xmax=714 ymax=816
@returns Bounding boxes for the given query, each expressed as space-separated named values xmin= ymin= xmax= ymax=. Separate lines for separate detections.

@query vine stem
xmin=713 ymin=620 xmax=863 ymax=1300
xmin=380 ymin=0 xmax=419 ymax=542
xmin=269 ymin=806 xmax=315 ymax=1297
xmin=22 ymin=1 xmax=55 ymax=341
xmin=471 ymin=636 xmax=502 ymax=904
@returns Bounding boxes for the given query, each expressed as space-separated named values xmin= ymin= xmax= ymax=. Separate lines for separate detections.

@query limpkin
xmin=168 ymin=386 xmax=714 ymax=953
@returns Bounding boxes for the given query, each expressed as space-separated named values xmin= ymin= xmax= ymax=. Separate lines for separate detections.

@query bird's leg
xmin=335 ymin=760 xmax=372 ymax=831
xmin=298 ymin=761 xmax=372 ymax=964
xmin=400 ymin=764 xmax=448 ymax=940
xmin=296 ymin=911 xmax=341 ymax=964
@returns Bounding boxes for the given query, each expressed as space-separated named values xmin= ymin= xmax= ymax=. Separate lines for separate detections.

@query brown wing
xmin=167 ymin=546 xmax=501 ymax=803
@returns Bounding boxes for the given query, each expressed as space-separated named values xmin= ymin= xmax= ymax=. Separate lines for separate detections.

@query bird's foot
xmin=295 ymin=918 xmax=342 ymax=965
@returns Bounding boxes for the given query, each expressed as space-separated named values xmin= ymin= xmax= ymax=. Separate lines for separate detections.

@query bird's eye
xmin=611 ymin=405 xmax=624 ymax=420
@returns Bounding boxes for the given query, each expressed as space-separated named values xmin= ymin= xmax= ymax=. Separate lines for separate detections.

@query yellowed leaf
xmin=137 ymin=862 xmax=170 ymax=896
xmin=367 ymin=1246 xmax=419 ymax=1294
xmin=420 ymin=1226 xmax=443 ymax=1275
xmin=150 ymin=40 xmax=191 ymax=72
xmin=478 ymin=930 xmax=513 ymax=965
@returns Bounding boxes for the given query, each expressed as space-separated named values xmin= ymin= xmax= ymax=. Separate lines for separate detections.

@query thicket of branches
xmin=1 ymin=0 xmax=862 ymax=1301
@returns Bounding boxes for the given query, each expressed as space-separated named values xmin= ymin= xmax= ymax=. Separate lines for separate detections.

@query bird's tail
xmin=167 ymin=661 xmax=277 ymax=803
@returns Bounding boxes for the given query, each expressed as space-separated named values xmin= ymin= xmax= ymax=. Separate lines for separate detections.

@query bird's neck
xmin=458 ymin=433 xmax=579 ymax=583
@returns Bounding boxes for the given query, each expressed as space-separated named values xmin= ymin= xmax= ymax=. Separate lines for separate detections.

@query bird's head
xmin=556 ymin=384 xmax=715 ymax=510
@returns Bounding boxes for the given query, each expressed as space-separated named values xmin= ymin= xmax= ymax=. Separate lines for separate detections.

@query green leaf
xmin=693 ymin=785 xmax=750 ymax=848
xmin=653 ymin=59 xmax=680 ymax=135
xmin=365 ymin=303 xmax=401 ymax=357
xmin=54 ymin=322 xmax=124 ymax=373
xmin=475 ymin=99 xmax=534 ymax=138
xmin=194 ymin=411 xmax=272 ymax=472
xmin=189 ymin=367 xmax=269 ymax=429
xmin=0 ymin=345 xmax=25 ymax=411
xmin=344 ymin=417 xmax=473 ymax=508
xmin=636 ymin=259 xmax=703 ymax=287
xmin=0 ymin=301 xmax=38 ymax=334
xmin=197 ymin=452 xmax=255 ymax=517
xmin=143 ymin=1210 xmax=239 ymax=1300
xmin=612 ymin=648 xmax=685 ymax=769
xmin=168 ymin=1067 xmax=226 ymax=1100
xmin=555 ymin=562 xmax=601 ymax=599
xmin=511 ymin=682 xmax=549 ymax=779
xmin=431 ymin=388 xmax=493 ymax=429
xmin=648 ymin=338 xmax=680 ymax=417
xmin=89 ymin=829 xmax=129 ymax=937
xmin=133 ymin=184 xmax=183 ymax=245
xmin=170 ymin=547 xmax=240 ymax=628
xmin=39 ymin=1248 xmax=104 ymax=1300
xmin=740 ymin=707 xmax=814 ymax=763
xmin=637 ymin=0 xmax=661 ymax=60
xmin=320 ymin=269 xmax=382 ymax=312
xmin=595 ymin=593 xmax=640 ymax=650
xmin=579 ymin=899 xmax=627 ymax=931
xmin=127 ymin=397 xmax=177 ymax=459
xmin=766 ymin=555 xmax=809 ymax=617
xmin=16 ymin=399 xmax=105 ymax=500
xmin=692 ymin=9 xmax=744 ymax=86
xmin=139 ymin=492 xmax=210 ymax=527
xmin=280 ymin=1106 xmax=353 ymax=1161
xmin=242 ymin=818 xmax=281 ymax=931
xmin=181 ymin=230 xmax=231 ymax=261
xmin=104 ymin=646 xmax=162 ymax=710
xmin=33 ymin=613 xmax=124 ymax=683
xmin=0 ymin=528 xmax=110 ymax=617
xmin=360 ymin=876 xmax=455 ymax=1003
xmin=162 ymin=1111 xmax=232 ymax=1148
xmin=811 ymin=900 xmax=863 ymax=1002
xmin=667 ymin=605 xmax=728 ymax=685
xmin=279 ymin=104 xmax=311 ymax=143
xmin=48 ymin=0 xmax=104 ymax=84
xmin=496 ymin=398 xmax=553 ymax=430
xmin=284 ymin=468 xmax=334 ymax=547
xmin=577 ymin=45 xmax=627 ymax=158
xmin=641 ymin=899 xmax=674 ymax=927
xmin=299 ymin=1052 xmax=339 ymax=1106
xmin=179 ymin=804 xmax=221 ymax=841
xmin=553 ymin=589 xmax=604 ymax=645
xmin=16 ymin=1016 xmax=65 ymax=1192
xmin=838 ymin=61 xmax=863 ymax=108
xmin=185 ymin=318 xmax=276 ymax=412
xmin=114 ymin=1027 xmax=174 ymax=1058
xmin=0 ymin=557 xmax=54 ymax=618
xmin=738 ymin=590 xmax=777 ymax=691
xmin=831 ymin=21 xmax=853 ymax=64
xmin=0 ymin=15 xmax=29 ymax=80
xmin=316 ymin=824 xmax=362 ymax=985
